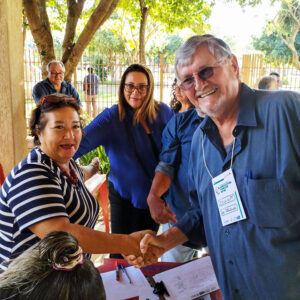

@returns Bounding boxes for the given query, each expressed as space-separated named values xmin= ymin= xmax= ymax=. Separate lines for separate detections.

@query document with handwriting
xmin=153 ymin=256 xmax=219 ymax=300
xmin=100 ymin=266 xmax=158 ymax=300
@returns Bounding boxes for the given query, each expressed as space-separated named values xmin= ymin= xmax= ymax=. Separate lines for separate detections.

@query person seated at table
xmin=32 ymin=60 xmax=81 ymax=104
xmin=0 ymin=93 xmax=159 ymax=271
xmin=169 ymin=78 xmax=194 ymax=113
xmin=0 ymin=231 xmax=106 ymax=300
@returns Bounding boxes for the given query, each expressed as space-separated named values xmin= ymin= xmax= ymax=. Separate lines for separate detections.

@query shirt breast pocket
xmin=244 ymin=178 xmax=295 ymax=228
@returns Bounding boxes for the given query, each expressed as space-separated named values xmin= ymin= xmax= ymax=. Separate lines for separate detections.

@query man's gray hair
xmin=174 ymin=34 xmax=233 ymax=80
xmin=46 ymin=60 xmax=65 ymax=72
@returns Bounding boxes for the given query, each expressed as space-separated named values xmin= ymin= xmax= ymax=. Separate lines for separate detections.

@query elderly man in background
xmin=32 ymin=60 xmax=81 ymax=104
xmin=138 ymin=34 xmax=300 ymax=300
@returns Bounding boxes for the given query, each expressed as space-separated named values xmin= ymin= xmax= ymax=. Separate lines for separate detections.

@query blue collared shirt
xmin=176 ymin=84 xmax=300 ymax=300
xmin=156 ymin=108 xmax=202 ymax=220
xmin=32 ymin=78 xmax=81 ymax=104
xmin=74 ymin=103 xmax=173 ymax=209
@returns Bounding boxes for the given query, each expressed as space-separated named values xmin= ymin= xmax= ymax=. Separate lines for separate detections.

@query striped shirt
xmin=0 ymin=148 xmax=99 ymax=271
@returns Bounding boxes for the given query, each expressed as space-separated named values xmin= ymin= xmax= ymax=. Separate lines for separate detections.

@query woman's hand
xmin=123 ymin=230 xmax=165 ymax=267
xmin=82 ymin=157 xmax=100 ymax=181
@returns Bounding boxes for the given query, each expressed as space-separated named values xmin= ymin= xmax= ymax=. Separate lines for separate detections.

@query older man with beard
xmin=136 ymin=35 xmax=300 ymax=300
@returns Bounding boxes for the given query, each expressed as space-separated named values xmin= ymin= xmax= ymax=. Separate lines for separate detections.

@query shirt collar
xmin=200 ymin=83 xmax=258 ymax=134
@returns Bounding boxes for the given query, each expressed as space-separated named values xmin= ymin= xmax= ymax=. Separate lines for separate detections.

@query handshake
xmin=122 ymin=227 xmax=187 ymax=267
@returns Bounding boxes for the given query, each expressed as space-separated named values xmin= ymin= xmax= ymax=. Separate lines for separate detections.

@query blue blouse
xmin=75 ymin=103 xmax=173 ymax=209
xmin=156 ymin=108 xmax=202 ymax=220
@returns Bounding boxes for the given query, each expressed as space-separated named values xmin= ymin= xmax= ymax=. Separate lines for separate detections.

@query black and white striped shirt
xmin=0 ymin=148 xmax=99 ymax=271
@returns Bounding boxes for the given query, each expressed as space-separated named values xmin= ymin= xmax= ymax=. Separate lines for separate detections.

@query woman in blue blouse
xmin=75 ymin=64 xmax=173 ymax=256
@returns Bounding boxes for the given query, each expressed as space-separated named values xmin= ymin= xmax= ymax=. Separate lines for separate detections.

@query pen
xmin=246 ymin=169 xmax=252 ymax=184
xmin=120 ymin=264 xmax=132 ymax=284
xmin=115 ymin=261 xmax=120 ymax=281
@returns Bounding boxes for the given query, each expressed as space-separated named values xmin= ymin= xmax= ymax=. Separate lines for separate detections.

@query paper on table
xmin=100 ymin=266 xmax=158 ymax=300
xmin=153 ymin=256 xmax=219 ymax=300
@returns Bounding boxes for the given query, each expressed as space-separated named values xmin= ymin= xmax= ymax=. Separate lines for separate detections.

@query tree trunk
xmin=23 ymin=0 xmax=120 ymax=81
xmin=23 ymin=0 xmax=56 ymax=75
xmin=64 ymin=0 xmax=120 ymax=81
xmin=139 ymin=0 xmax=150 ymax=64
xmin=61 ymin=0 xmax=85 ymax=64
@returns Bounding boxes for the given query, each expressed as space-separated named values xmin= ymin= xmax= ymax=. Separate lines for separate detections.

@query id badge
xmin=212 ymin=168 xmax=246 ymax=226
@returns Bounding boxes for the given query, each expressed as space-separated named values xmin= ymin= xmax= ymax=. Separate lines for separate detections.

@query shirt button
xmin=225 ymin=229 xmax=230 ymax=236
xmin=228 ymin=260 xmax=234 ymax=265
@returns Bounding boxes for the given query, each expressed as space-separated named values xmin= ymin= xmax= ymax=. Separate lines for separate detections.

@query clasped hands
xmin=123 ymin=230 xmax=165 ymax=268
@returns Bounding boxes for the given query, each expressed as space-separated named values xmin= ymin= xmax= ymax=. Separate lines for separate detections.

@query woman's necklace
xmin=58 ymin=162 xmax=78 ymax=185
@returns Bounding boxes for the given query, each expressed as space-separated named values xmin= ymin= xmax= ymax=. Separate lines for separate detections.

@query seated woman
xmin=0 ymin=93 xmax=159 ymax=271
xmin=169 ymin=78 xmax=194 ymax=113
xmin=0 ymin=231 xmax=106 ymax=300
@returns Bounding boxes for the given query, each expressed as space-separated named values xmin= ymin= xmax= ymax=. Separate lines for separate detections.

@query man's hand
xmin=147 ymin=193 xmax=177 ymax=224
xmin=123 ymin=230 xmax=165 ymax=267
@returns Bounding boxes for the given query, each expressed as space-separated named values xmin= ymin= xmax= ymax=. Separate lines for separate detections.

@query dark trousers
xmin=108 ymin=181 xmax=159 ymax=258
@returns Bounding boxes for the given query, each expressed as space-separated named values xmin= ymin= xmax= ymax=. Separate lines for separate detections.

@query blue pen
xmin=115 ymin=261 xmax=120 ymax=281
xmin=246 ymin=170 xmax=252 ymax=184
xmin=120 ymin=264 xmax=132 ymax=284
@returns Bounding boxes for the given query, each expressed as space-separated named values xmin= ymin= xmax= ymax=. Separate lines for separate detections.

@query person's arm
xmin=29 ymin=217 xmax=143 ymax=256
xmin=147 ymin=171 xmax=176 ymax=224
xmin=69 ymin=83 xmax=81 ymax=105
xmin=74 ymin=108 xmax=111 ymax=159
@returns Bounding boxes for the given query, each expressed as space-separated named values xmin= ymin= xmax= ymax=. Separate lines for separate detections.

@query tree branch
xmin=64 ymin=0 xmax=120 ymax=80
xmin=23 ymin=0 xmax=55 ymax=73
xmin=61 ymin=0 xmax=85 ymax=63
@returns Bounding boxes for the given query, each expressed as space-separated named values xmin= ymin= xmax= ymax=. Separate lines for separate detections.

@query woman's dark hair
xmin=169 ymin=78 xmax=194 ymax=113
xmin=0 ymin=231 xmax=106 ymax=300
xmin=29 ymin=93 xmax=83 ymax=146
xmin=169 ymin=78 xmax=182 ymax=113
xmin=118 ymin=63 xmax=159 ymax=124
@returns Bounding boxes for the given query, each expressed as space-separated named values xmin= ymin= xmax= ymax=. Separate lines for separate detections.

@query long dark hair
xmin=0 ymin=231 xmax=106 ymax=300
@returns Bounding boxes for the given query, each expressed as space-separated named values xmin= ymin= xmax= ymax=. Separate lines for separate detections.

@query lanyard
xmin=201 ymin=131 xmax=236 ymax=179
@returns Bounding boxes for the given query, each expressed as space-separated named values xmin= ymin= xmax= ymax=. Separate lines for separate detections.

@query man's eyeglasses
xmin=50 ymin=72 xmax=64 ymax=76
xmin=124 ymin=83 xmax=149 ymax=94
xmin=179 ymin=61 xmax=222 ymax=91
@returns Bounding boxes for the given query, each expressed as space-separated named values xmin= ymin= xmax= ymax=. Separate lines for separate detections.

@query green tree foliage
xmin=253 ymin=31 xmax=300 ymax=61
xmin=114 ymin=0 xmax=212 ymax=63
xmin=23 ymin=0 xmax=120 ymax=80
xmin=148 ymin=34 xmax=183 ymax=63
xmin=252 ymin=0 xmax=299 ymax=69
xmin=87 ymin=29 xmax=126 ymax=55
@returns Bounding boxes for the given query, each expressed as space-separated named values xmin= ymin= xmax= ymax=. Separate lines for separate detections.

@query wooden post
xmin=159 ymin=53 xmax=164 ymax=102
xmin=0 ymin=0 xmax=27 ymax=176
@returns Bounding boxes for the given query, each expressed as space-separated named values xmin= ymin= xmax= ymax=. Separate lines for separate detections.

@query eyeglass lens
xmin=181 ymin=66 xmax=216 ymax=90
xmin=125 ymin=84 xmax=148 ymax=93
